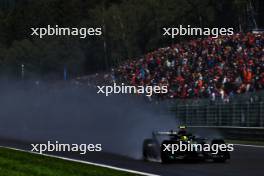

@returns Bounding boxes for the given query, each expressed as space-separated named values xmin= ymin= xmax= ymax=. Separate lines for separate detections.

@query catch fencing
xmin=171 ymin=90 xmax=264 ymax=127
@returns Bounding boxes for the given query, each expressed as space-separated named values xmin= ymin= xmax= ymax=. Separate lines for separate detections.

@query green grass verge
xmin=0 ymin=147 xmax=137 ymax=176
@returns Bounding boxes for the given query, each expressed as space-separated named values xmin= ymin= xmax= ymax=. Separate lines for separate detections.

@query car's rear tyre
xmin=211 ymin=139 xmax=230 ymax=163
xmin=143 ymin=139 xmax=158 ymax=161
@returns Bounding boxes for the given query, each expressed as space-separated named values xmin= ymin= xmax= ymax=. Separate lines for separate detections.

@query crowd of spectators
xmin=115 ymin=33 xmax=264 ymax=101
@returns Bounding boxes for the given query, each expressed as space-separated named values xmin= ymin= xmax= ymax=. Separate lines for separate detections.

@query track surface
xmin=0 ymin=138 xmax=263 ymax=176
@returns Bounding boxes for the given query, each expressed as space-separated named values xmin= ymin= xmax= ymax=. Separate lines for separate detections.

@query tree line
xmin=0 ymin=0 xmax=262 ymax=79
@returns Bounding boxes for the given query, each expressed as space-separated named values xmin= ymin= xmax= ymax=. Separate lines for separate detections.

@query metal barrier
xmin=188 ymin=126 xmax=264 ymax=141
xmin=171 ymin=90 xmax=264 ymax=127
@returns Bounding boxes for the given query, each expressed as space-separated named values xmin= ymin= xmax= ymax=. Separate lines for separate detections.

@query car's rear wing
xmin=151 ymin=131 xmax=178 ymax=141
xmin=152 ymin=131 xmax=178 ymax=136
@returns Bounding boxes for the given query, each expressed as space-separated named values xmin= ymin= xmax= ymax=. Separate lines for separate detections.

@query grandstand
xmin=115 ymin=33 xmax=264 ymax=101
xmin=113 ymin=32 xmax=264 ymax=129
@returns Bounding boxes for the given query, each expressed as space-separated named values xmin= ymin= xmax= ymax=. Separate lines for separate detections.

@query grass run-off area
xmin=0 ymin=147 xmax=137 ymax=176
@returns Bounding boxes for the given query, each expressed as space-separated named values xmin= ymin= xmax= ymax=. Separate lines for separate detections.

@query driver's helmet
xmin=180 ymin=135 xmax=188 ymax=141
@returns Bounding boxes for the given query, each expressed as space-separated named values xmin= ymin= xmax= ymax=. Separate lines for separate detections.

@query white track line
xmin=0 ymin=146 xmax=160 ymax=176
xmin=234 ymin=144 xmax=264 ymax=148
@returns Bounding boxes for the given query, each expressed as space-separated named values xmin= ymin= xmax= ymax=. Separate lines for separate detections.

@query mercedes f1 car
xmin=143 ymin=126 xmax=231 ymax=163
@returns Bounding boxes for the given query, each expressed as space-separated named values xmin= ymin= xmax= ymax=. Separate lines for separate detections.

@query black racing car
xmin=143 ymin=126 xmax=231 ymax=163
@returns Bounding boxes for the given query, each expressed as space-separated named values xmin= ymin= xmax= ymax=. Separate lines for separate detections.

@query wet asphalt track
xmin=0 ymin=138 xmax=263 ymax=176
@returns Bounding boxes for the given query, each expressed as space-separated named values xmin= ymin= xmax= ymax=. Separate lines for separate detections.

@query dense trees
xmin=0 ymin=0 xmax=261 ymax=79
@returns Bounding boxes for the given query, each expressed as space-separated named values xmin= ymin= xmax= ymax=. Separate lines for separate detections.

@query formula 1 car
xmin=143 ymin=126 xmax=230 ymax=163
